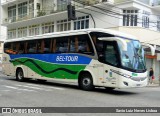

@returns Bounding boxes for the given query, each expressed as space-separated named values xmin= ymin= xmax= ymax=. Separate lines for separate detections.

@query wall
xmin=116 ymin=0 xmax=159 ymax=31
xmin=111 ymin=26 xmax=160 ymax=45
xmin=0 ymin=1 xmax=7 ymax=61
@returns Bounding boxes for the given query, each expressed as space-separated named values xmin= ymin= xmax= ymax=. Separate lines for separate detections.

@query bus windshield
xmin=118 ymin=39 xmax=146 ymax=71
xmin=95 ymin=36 xmax=146 ymax=72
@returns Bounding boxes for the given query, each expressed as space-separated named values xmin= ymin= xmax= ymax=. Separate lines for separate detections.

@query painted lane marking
xmin=15 ymin=85 xmax=52 ymax=91
xmin=3 ymin=85 xmax=36 ymax=92
xmin=45 ymin=86 xmax=65 ymax=90
xmin=26 ymin=84 xmax=65 ymax=90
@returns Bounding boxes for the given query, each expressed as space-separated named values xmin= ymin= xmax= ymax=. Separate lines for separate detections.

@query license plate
xmin=136 ymin=84 xmax=141 ymax=86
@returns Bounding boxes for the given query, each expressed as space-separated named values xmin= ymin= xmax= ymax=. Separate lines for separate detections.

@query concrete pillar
xmin=54 ymin=0 xmax=57 ymax=11
xmin=70 ymin=20 xmax=74 ymax=30
xmin=27 ymin=26 xmax=29 ymax=37
xmin=152 ymin=58 xmax=159 ymax=82
xmin=34 ymin=0 xmax=43 ymax=17
xmin=39 ymin=23 xmax=42 ymax=35
xmin=54 ymin=20 xmax=57 ymax=32
xmin=16 ymin=4 xmax=18 ymax=21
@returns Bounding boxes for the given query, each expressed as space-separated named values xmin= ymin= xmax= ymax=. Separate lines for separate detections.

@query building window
xmin=157 ymin=21 xmax=160 ymax=31
xmin=8 ymin=5 xmax=16 ymax=23
xmin=142 ymin=11 xmax=150 ymax=28
xmin=74 ymin=16 xmax=89 ymax=30
xmin=57 ymin=0 xmax=71 ymax=11
xmin=142 ymin=16 xmax=149 ymax=28
xmin=57 ymin=19 xmax=71 ymax=32
xmin=8 ymin=29 xmax=16 ymax=39
xmin=123 ymin=10 xmax=138 ymax=26
xmin=18 ymin=27 xmax=27 ymax=38
xmin=18 ymin=2 xmax=28 ymax=20
xmin=42 ymin=22 xmax=54 ymax=34
xmin=29 ymin=25 xmax=40 ymax=36
xmin=29 ymin=0 xmax=34 ymax=18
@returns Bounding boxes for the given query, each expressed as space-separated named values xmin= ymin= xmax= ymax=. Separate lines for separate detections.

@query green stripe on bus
xmin=12 ymin=58 xmax=86 ymax=79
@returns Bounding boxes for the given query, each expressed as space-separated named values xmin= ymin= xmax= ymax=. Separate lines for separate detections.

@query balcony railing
xmin=1 ymin=0 xmax=17 ymax=5
xmin=2 ymin=1 xmax=114 ymax=24
xmin=2 ymin=8 xmax=67 ymax=24
xmin=114 ymin=0 xmax=127 ymax=4
xmin=114 ymin=0 xmax=160 ymax=6
xmin=78 ymin=0 xmax=101 ymax=5
xmin=3 ymin=14 xmax=34 ymax=24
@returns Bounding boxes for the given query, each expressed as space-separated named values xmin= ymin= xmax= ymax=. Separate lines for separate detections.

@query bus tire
xmin=16 ymin=68 xmax=24 ymax=82
xmin=79 ymin=73 xmax=94 ymax=91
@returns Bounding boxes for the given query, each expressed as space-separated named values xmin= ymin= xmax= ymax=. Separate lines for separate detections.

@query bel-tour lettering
xmin=56 ymin=56 xmax=78 ymax=62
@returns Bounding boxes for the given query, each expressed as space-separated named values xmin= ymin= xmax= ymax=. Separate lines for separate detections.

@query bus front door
xmin=103 ymin=41 xmax=118 ymax=88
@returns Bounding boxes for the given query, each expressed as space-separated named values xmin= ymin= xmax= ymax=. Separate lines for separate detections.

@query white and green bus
xmin=2 ymin=28 xmax=148 ymax=90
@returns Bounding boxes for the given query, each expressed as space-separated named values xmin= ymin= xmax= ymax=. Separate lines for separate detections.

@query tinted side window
xmin=31 ymin=39 xmax=52 ymax=54
xmin=37 ymin=40 xmax=43 ymax=53
xmin=27 ymin=41 xmax=37 ymax=54
xmin=69 ymin=37 xmax=78 ymax=53
xmin=78 ymin=35 xmax=94 ymax=55
xmin=56 ymin=37 xmax=69 ymax=53
xmin=69 ymin=34 xmax=94 ymax=55
xmin=4 ymin=42 xmax=17 ymax=54
xmin=4 ymin=43 xmax=11 ymax=54
xmin=18 ymin=42 xmax=25 ymax=54
xmin=44 ymin=39 xmax=52 ymax=53
xmin=92 ymin=35 xmax=104 ymax=53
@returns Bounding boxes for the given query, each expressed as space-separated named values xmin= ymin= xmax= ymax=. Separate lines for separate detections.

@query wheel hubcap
xmin=83 ymin=78 xmax=90 ymax=86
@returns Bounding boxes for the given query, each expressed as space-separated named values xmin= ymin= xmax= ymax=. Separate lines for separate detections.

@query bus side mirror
xmin=98 ymin=37 xmax=127 ymax=51
xmin=141 ymin=43 xmax=156 ymax=56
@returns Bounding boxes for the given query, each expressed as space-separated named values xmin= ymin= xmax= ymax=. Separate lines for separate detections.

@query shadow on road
xmin=6 ymin=78 xmax=138 ymax=96
xmin=93 ymin=88 xmax=138 ymax=96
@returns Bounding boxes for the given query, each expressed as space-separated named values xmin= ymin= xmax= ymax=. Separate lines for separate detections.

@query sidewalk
xmin=147 ymin=83 xmax=160 ymax=87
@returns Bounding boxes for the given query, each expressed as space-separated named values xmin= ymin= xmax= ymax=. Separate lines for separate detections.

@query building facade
xmin=0 ymin=26 xmax=6 ymax=63
xmin=0 ymin=0 xmax=6 ymax=62
xmin=0 ymin=0 xmax=160 ymax=80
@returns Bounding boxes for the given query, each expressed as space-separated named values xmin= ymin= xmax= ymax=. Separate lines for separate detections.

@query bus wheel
xmin=79 ymin=73 xmax=94 ymax=91
xmin=16 ymin=69 xmax=24 ymax=82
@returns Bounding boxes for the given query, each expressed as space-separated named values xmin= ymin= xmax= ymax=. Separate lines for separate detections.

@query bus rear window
xmin=4 ymin=42 xmax=17 ymax=54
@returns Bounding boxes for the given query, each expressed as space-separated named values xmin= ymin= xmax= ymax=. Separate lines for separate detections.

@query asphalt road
xmin=0 ymin=72 xmax=160 ymax=116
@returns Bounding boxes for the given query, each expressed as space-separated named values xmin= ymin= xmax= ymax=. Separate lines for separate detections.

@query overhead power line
xmin=73 ymin=0 xmax=159 ymax=23
xmin=72 ymin=0 xmax=159 ymax=28
xmin=100 ymin=0 xmax=160 ymax=17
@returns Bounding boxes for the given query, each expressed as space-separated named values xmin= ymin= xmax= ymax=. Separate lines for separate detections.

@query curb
xmin=147 ymin=84 xmax=160 ymax=87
